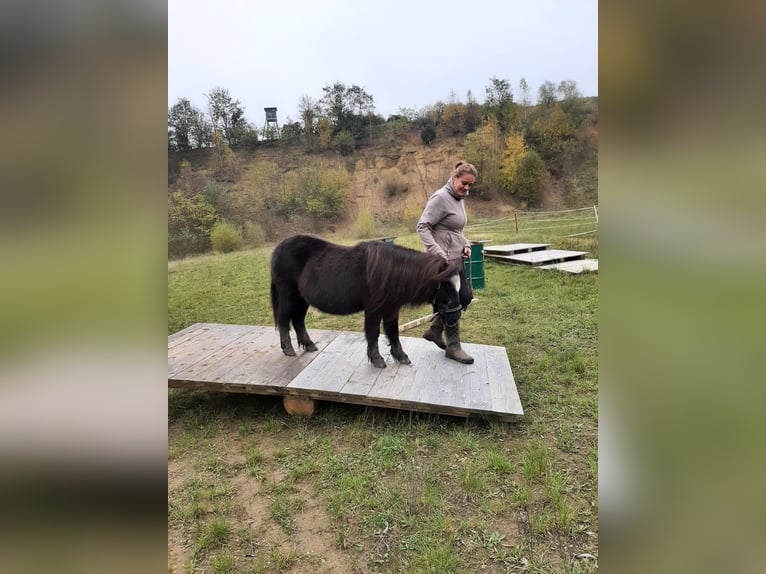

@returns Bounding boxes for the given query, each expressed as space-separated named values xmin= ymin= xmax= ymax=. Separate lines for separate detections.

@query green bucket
xmin=463 ymin=242 xmax=485 ymax=290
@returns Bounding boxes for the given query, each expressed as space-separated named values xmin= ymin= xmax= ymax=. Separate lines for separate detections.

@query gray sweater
xmin=416 ymin=179 xmax=470 ymax=262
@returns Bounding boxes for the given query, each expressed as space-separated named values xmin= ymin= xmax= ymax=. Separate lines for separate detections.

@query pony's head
xmin=434 ymin=272 xmax=463 ymax=326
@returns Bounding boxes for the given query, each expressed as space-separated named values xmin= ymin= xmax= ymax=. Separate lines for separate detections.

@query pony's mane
xmin=363 ymin=241 xmax=460 ymax=312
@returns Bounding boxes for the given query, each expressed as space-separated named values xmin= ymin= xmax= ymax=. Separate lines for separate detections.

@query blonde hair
xmin=453 ymin=161 xmax=478 ymax=179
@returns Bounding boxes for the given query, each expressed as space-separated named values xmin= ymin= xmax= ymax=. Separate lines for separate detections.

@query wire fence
xmin=466 ymin=205 xmax=598 ymax=238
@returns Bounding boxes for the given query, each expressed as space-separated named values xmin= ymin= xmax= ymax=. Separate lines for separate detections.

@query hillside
xmin=168 ymin=128 xmax=597 ymax=246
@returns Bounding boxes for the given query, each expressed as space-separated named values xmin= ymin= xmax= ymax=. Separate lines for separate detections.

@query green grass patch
xmin=168 ymin=224 xmax=598 ymax=572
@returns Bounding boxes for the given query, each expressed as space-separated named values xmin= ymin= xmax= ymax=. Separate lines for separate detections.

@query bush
xmin=420 ymin=121 xmax=436 ymax=145
xmin=331 ymin=130 xmax=355 ymax=155
xmin=402 ymin=203 xmax=423 ymax=231
xmin=513 ymin=150 xmax=547 ymax=206
xmin=168 ymin=228 xmax=198 ymax=259
xmin=353 ymin=209 xmax=376 ymax=239
xmin=210 ymin=221 xmax=243 ymax=253
xmin=380 ymin=168 xmax=407 ymax=197
xmin=168 ymin=191 xmax=218 ymax=257
xmin=243 ymin=220 xmax=265 ymax=247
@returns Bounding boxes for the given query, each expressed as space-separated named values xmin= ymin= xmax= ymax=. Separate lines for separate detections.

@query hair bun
xmin=454 ymin=161 xmax=464 ymax=169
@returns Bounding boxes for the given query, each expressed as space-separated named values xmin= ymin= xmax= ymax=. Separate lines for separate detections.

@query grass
xmin=168 ymin=223 xmax=598 ymax=573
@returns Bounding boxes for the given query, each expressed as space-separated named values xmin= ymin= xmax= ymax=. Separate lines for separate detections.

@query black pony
xmin=270 ymin=234 xmax=463 ymax=368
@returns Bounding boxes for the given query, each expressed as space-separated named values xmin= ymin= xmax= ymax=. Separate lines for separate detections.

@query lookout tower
xmin=264 ymin=107 xmax=279 ymax=139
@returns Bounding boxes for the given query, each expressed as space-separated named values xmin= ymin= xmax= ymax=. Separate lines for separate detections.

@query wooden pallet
xmin=485 ymin=249 xmax=588 ymax=266
xmin=168 ymin=323 xmax=523 ymax=420
xmin=484 ymin=243 xmax=552 ymax=255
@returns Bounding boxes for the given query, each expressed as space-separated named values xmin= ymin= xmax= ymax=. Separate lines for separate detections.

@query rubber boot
xmin=444 ymin=320 xmax=474 ymax=364
xmin=422 ymin=315 xmax=446 ymax=350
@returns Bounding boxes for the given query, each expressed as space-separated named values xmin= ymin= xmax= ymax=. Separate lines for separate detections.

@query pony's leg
xmin=275 ymin=287 xmax=297 ymax=356
xmin=292 ymin=299 xmax=317 ymax=352
xmin=383 ymin=310 xmax=410 ymax=365
xmin=364 ymin=311 xmax=386 ymax=368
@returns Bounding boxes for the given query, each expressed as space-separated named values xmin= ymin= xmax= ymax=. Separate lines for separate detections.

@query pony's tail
xmin=270 ymin=280 xmax=279 ymax=328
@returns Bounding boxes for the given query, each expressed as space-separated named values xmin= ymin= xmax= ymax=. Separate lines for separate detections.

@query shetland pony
xmin=270 ymin=234 xmax=463 ymax=368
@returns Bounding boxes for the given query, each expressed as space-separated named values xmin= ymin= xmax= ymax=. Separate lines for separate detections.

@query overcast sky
xmin=169 ymin=0 xmax=597 ymax=127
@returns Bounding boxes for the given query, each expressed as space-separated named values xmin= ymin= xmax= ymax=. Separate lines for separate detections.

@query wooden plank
xmin=461 ymin=344 xmax=492 ymax=411
xmin=226 ymin=329 xmax=340 ymax=390
xmin=287 ymin=331 xmax=371 ymax=395
xmin=168 ymin=323 xmax=254 ymax=378
xmin=168 ymin=323 xmax=207 ymax=348
xmin=363 ymin=339 xmax=433 ymax=403
xmin=485 ymin=346 xmax=523 ymax=416
xmin=170 ymin=326 xmax=273 ymax=383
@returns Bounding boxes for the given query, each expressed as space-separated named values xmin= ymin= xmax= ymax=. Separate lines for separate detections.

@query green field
xmin=168 ymin=224 xmax=598 ymax=574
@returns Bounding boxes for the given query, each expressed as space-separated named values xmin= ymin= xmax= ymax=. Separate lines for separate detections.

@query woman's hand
xmin=463 ymin=245 xmax=471 ymax=258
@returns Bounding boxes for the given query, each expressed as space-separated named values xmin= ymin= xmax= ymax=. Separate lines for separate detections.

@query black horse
xmin=270 ymin=234 xmax=464 ymax=368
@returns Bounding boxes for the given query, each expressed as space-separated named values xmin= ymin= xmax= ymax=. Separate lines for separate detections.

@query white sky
xmin=169 ymin=0 xmax=597 ymax=126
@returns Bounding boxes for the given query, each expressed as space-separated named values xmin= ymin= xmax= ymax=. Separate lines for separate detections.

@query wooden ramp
xmin=168 ymin=323 xmax=523 ymax=420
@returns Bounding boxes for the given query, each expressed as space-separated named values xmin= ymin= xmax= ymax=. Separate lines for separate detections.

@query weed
xmin=195 ymin=517 xmax=230 ymax=557
xmin=209 ymin=549 xmax=234 ymax=574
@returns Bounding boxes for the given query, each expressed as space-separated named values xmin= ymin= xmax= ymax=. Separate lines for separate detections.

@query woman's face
xmin=452 ymin=173 xmax=475 ymax=198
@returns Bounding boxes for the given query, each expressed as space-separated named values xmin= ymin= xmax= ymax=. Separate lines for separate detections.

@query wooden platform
xmin=168 ymin=323 xmax=523 ymax=420
xmin=486 ymin=249 xmax=588 ymax=267
xmin=484 ymin=243 xmax=552 ymax=255
xmin=539 ymin=258 xmax=599 ymax=273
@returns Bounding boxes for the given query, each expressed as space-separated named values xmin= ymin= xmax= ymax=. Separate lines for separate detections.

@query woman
xmin=416 ymin=161 xmax=477 ymax=364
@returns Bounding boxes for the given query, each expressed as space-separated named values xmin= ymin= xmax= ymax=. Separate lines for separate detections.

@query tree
xmin=206 ymin=86 xmax=248 ymax=146
xmin=484 ymin=77 xmax=518 ymax=133
xmin=537 ymin=80 xmax=557 ymax=107
xmin=518 ymin=78 xmax=531 ymax=125
xmin=168 ymin=98 xmax=196 ymax=151
xmin=189 ymin=109 xmax=212 ymax=149
xmin=463 ymin=119 xmax=504 ymax=197
xmin=557 ymin=79 xmax=587 ymax=127
xmin=525 ymin=104 xmax=577 ymax=176
xmin=464 ymin=90 xmax=481 ymax=133
xmin=316 ymin=117 xmax=332 ymax=151
xmin=298 ymin=94 xmax=317 ymax=149
xmin=211 ymin=130 xmax=240 ymax=181
xmin=499 ymin=132 xmax=527 ymax=192
xmin=513 ymin=150 xmax=546 ymax=206
xmin=318 ymin=82 xmax=375 ymax=143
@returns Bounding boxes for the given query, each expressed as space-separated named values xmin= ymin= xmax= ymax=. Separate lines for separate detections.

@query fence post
xmin=514 ymin=210 xmax=518 ymax=234
xmin=593 ymin=205 xmax=598 ymax=223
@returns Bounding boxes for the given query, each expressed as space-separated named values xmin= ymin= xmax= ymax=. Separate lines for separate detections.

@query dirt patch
xmin=290 ymin=483 xmax=356 ymax=573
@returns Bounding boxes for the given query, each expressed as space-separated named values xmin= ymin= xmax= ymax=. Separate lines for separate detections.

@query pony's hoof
xmin=372 ymin=358 xmax=387 ymax=368
xmin=282 ymin=347 xmax=296 ymax=357
xmin=304 ymin=343 xmax=318 ymax=352
xmin=396 ymin=356 xmax=411 ymax=365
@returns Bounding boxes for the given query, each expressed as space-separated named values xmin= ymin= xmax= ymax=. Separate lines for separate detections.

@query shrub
xmin=203 ymin=179 xmax=223 ymax=211
xmin=402 ymin=203 xmax=423 ymax=231
xmin=331 ymin=130 xmax=355 ymax=155
xmin=168 ymin=191 xmax=218 ymax=257
xmin=210 ymin=221 xmax=243 ymax=253
xmin=290 ymin=162 xmax=350 ymax=222
xmin=353 ymin=209 xmax=376 ymax=239
xmin=380 ymin=168 xmax=407 ymax=197
xmin=420 ymin=121 xmax=436 ymax=145
xmin=513 ymin=150 xmax=547 ymax=206
xmin=243 ymin=220 xmax=265 ymax=247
